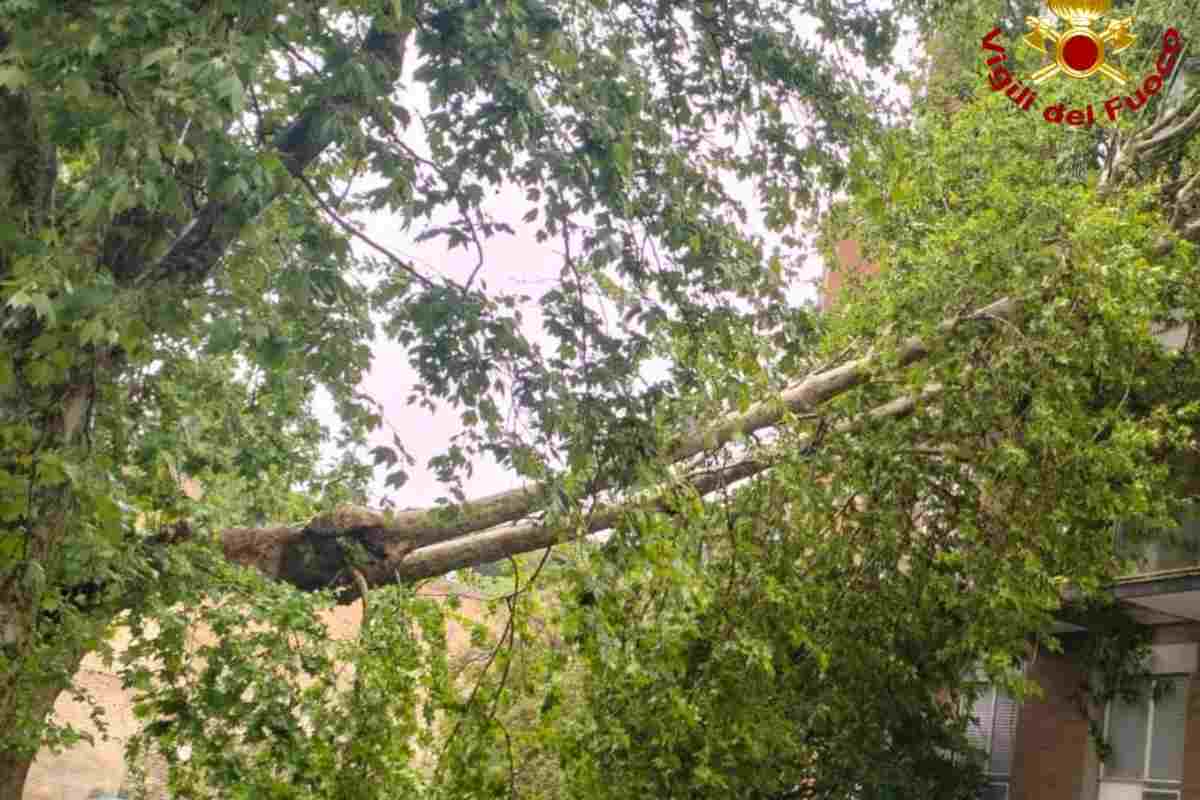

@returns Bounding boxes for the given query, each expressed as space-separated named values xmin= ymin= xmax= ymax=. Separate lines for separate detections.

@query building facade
xmin=822 ymin=246 xmax=1200 ymax=800
xmin=971 ymin=566 xmax=1200 ymax=800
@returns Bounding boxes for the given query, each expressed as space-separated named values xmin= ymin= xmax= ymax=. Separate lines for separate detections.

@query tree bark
xmin=222 ymin=384 xmax=945 ymax=591
xmin=0 ymin=381 xmax=95 ymax=798
xmin=0 ymin=10 xmax=416 ymax=797
xmin=0 ymin=749 xmax=35 ymax=800
xmin=321 ymin=297 xmax=1018 ymax=558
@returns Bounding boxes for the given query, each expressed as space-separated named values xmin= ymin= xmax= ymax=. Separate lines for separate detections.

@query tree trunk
xmin=0 ymin=13 xmax=419 ymax=798
xmin=0 ymin=375 xmax=101 ymax=797
xmin=0 ymin=641 xmax=87 ymax=800
xmin=221 ymin=383 xmax=947 ymax=590
xmin=0 ymin=750 xmax=35 ymax=800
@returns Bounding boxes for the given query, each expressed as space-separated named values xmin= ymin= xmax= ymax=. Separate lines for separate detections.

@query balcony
xmin=1113 ymin=512 xmax=1200 ymax=625
xmin=1118 ymin=513 xmax=1200 ymax=577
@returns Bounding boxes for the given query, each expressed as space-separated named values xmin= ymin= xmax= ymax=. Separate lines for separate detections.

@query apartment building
xmin=821 ymin=247 xmax=1200 ymax=800
xmin=970 ymin=544 xmax=1200 ymax=800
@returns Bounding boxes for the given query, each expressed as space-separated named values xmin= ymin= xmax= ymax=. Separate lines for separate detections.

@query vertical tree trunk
xmin=0 ymin=387 xmax=98 ymax=799
xmin=0 ymin=750 xmax=35 ymax=800
xmin=0 ymin=654 xmax=82 ymax=800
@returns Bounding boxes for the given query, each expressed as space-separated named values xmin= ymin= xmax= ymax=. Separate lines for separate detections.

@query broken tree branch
xmin=222 ymin=384 xmax=945 ymax=591
xmin=295 ymin=296 xmax=1016 ymax=555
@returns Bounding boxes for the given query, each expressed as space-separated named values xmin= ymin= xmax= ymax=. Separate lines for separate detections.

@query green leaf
xmin=63 ymin=76 xmax=90 ymax=100
xmin=205 ymin=318 xmax=241 ymax=354
xmin=0 ymin=66 xmax=30 ymax=89
xmin=217 ymin=173 xmax=249 ymax=198
xmin=142 ymin=46 xmax=178 ymax=69
xmin=217 ymin=74 xmax=244 ymax=113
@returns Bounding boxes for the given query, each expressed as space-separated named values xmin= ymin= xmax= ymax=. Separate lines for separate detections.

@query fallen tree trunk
xmin=298 ymin=297 xmax=1017 ymax=559
xmin=222 ymin=383 xmax=945 ymax=590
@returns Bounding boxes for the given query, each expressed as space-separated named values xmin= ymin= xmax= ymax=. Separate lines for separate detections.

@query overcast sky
xmin=328 ymin=182 xmax=824 ymax=510
xmin=315 ymin=14 xmax=918 ymax=510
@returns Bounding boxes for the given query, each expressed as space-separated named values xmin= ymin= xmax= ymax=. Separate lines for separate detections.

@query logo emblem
xmin=1023 ymin=0 xmax=1136 ymax=84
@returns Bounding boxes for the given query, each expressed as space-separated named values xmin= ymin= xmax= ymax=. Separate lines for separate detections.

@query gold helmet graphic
xmin=1024 ymin=0 xmax=1136 ymax=84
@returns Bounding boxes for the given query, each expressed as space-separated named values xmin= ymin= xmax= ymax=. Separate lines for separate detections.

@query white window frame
xmin=1098 ymin=675 xmax=1187 ymax=800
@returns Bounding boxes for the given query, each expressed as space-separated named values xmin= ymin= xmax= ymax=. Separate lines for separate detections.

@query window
xmin=1099 ymin=676 xmax=1189 ymax=800
xmin=1116 ymin=510 xmax=1200 ymax=574
xmin=967 ymin=687 xmax=1019 ymax=800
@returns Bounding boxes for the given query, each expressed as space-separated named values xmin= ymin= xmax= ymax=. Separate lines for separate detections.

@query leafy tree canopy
xmin=1 ymin=0 xmax=1200 ymax=797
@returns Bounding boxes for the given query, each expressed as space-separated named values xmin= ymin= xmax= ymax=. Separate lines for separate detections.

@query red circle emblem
xmin=1061 ymin=34 xmax=1100 ymax=73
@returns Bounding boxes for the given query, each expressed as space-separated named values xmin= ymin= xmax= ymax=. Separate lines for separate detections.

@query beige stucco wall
xmin=24 ymin=581 xmax=492 ymax=799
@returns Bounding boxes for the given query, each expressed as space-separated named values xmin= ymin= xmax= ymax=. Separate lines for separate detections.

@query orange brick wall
xmin=1011 ymin=647 xmax=1093 ymax=800
xmin=1010 ymin=638 xmax=1200 ymax=800
xmin=820 ymin=239 xmax=879 ymax=311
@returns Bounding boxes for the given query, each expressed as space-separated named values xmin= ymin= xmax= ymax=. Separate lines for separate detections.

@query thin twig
xmin=297 ymin=173 xmax=442 ymax=291
xmin=497 ymin=715 xmax=520 ymax=800
xmin=434 ymin=611 xmax=515 ymax=782
xmin=352 ymin=567 xmax=370 ymax=628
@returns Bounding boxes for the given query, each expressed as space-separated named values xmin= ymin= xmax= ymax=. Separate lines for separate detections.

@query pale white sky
xmin=325 ymin=172 xmax=824 ymax=509
xmin=312 ymin=11 xmax=919 ymax=509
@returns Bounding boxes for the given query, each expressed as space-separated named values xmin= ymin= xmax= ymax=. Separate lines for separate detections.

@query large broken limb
xmin=1101 ymin=88 xmax=1200 ymax=241
xmin=222 ymin=384 xmax=944 ymax=590
xmin=297 ymin=296 xmax=1016 ymax=553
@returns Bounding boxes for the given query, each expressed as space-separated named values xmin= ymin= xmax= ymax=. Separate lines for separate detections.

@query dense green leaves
xmin=123 ymin=571 xmax=452 ymax=800
xmin=2 ymin=0 xmax=1199 ymax=797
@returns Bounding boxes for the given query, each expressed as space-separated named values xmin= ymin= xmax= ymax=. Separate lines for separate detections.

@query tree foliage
xmin=1 ymin=0 xmax=1200 ymax=797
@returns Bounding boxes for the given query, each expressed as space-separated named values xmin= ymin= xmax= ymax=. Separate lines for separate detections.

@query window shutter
xmin=965 ymin=688 xmax=1019 ymax=778
xmin=989 ymin=692 xmax=1019 ymax=776
xmin=967 ymin=688 xmax=996 ymax=756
